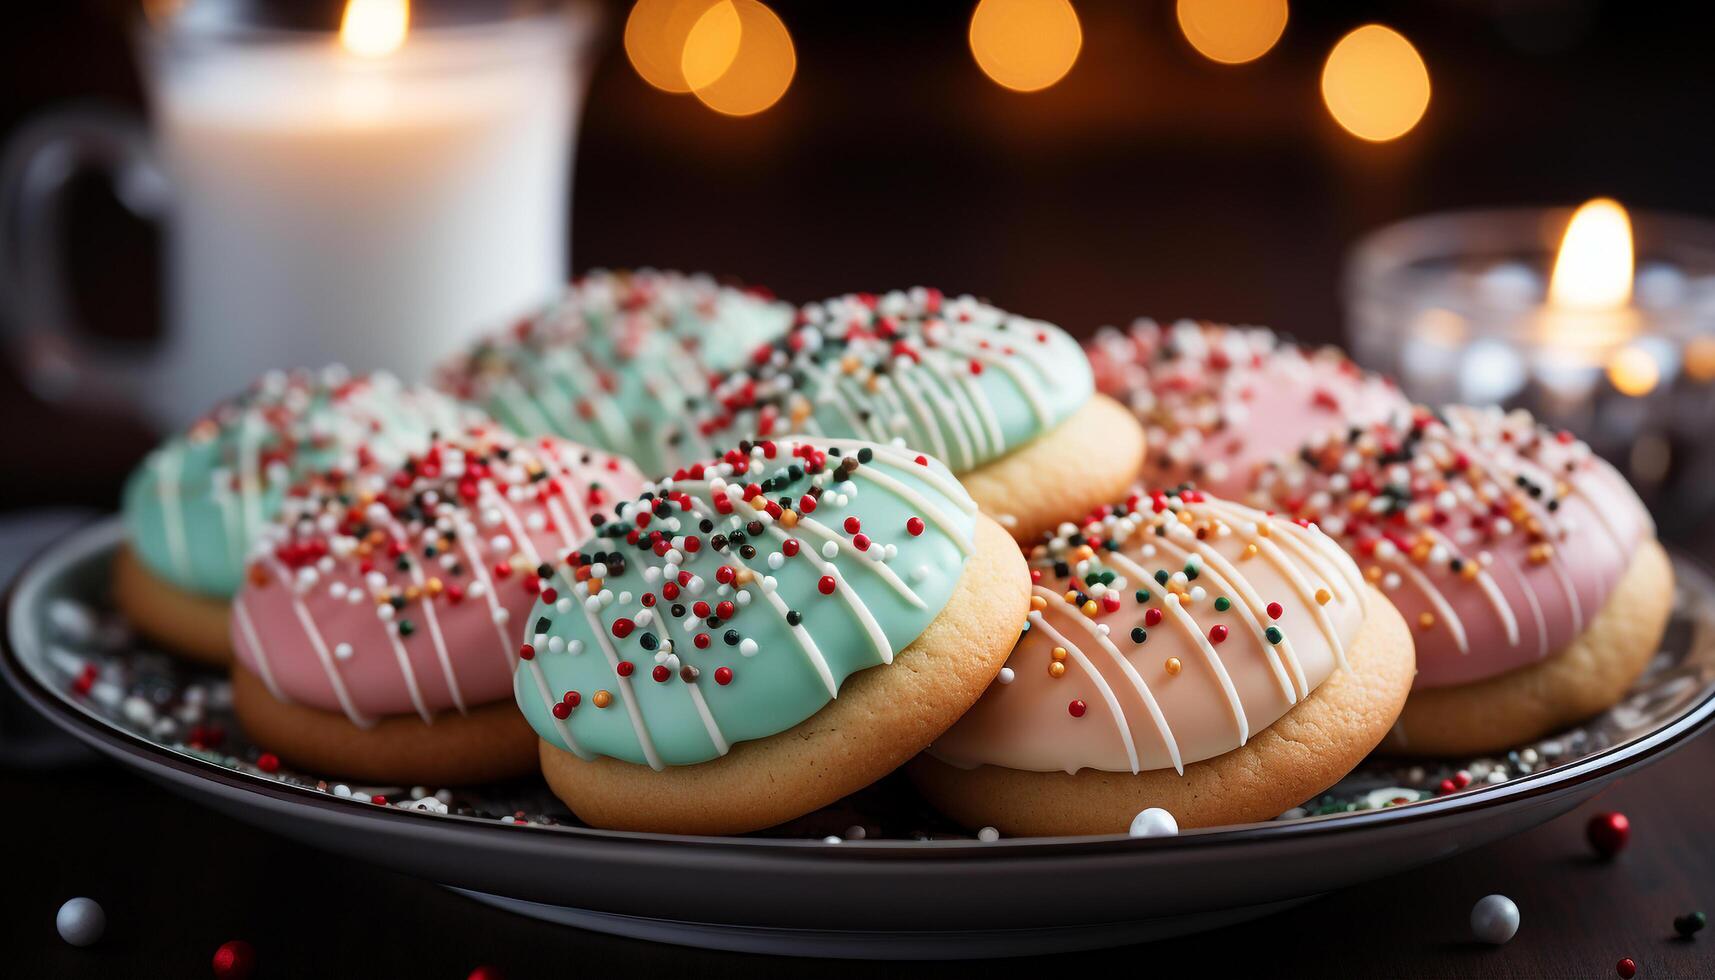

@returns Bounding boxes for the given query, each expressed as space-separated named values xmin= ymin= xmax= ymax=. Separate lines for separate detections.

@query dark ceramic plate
xmin=6 ymin=518 xmax=1715 ymax=959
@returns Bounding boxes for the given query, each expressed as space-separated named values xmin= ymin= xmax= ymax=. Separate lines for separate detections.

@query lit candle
xmin=1535 ymin=198 xmax=1648 ymax=399
xmin=147 ymin=0 xmax=586 ymax=418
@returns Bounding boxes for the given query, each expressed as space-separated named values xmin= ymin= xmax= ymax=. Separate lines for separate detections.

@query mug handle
xmin=0 ymin=103 xmax=170 ymax=409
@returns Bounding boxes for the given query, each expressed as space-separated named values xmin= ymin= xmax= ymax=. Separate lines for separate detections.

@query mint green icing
xmin=669 ymin=288 xmax=1093 ymax=475
xmin=438 ymin=269 xmax=792 ymax=478
xmin=121 ymin=368 xmax=470 ymax=597
xmin=512 ymin=438 xmax=978 ymax=768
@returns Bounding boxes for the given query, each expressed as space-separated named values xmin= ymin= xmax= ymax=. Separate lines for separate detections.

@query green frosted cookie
xmin=512 ymin=436 xmax=979 ymax=768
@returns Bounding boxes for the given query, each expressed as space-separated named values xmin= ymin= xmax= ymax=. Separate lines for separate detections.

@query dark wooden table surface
xmin=5 ymin=729 xmax=1711 ymax=978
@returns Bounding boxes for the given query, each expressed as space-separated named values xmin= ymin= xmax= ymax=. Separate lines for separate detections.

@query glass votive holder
xmin=1343 ymin=206 xmax=1715 ymax=534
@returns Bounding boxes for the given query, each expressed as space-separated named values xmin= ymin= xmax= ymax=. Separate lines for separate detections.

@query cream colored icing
xmin=928 ymin=488 xmax=1366 ymax=775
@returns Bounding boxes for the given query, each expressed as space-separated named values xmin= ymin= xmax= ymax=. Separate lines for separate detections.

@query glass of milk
xmin=0 ymin=1 xmax=595 ymax=428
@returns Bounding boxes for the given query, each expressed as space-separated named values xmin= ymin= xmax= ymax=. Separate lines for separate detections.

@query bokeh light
xmin=969 ymin=0 xmax=1082 ymax=93
xmin=1608 ymin=345 xmax=1660 ymax=397
xmin=1177 ymin=0 xmax=1288 ymax=65
xmin=625 ymin=0 xmax=721 ymax=94
xmin=683 ymin=0 xmax=795 ymax=117
xmin=1320 ymin=25 xmax=1430 ymax=142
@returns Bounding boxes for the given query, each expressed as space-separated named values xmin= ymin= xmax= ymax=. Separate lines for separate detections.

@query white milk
xmin=143 ymin=19 xmax=580 ymax=426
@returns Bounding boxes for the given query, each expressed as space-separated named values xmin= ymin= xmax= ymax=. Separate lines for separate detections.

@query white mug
xmin=0 ymin=4 xmax=594 ymax=429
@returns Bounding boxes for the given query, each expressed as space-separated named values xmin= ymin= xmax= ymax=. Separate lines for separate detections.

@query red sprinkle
xmin=256 ymin=753 xmax=280 ymax=774
xmin=1144 ymin=607 xmax=1163 ymax=627
xmin=652 ymin=665 xmax=671 ymax=683
xmin=616 ymin=661 xmax=635 ymax=677
xmin=818 ymin=575 xmax=837 ymax=595
xmin=1266 ymin=601 xmax=1283 ymax=619
xmin=612 ymin=618 xmax=635 ymax=639
xmin=1209 ymin=624 xmax=1229 ymax=644
xmin=844 ymin=517 xmax=861 ymax=534
xmin=1068 ymin=699 xmax=1087 ymax=718
xmin=518 ymin=644 xmax=536 ymax=661
xmin=714 ymin=666 xmax=734 ymax=686
xmin=906 ymin=517 xmax=925 ymax=536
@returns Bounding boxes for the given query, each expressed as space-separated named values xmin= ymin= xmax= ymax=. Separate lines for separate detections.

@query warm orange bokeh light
xmin=1177 ymin=0 xmax=1288 ymax=65
xmin=683 ymin=0 xmax=795 ymax=117
xmin=339 ymin=0 xmax=410 ymax=58
xmin=626 ymin=0 xmax=721 ymax=94
xmin=969 ymin=0 xmax=1082 ymax=93
xmin=1320 ymin=25 xmax=1430 ymax=142
xmin=1607 ymin=345 xmax=1660 ymax=397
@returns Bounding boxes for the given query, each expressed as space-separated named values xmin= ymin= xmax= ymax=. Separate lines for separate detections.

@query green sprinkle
xmin=1154 ymin=569 xmax=1170 ymax=585
xmin=1184 ymin=563 xmax=1199 ymax=581
xmin=1265 ymin=626 xmax=1283 ymax=644
xmin=1131 ymin=627 xmax=1148 ymax=643
xmin=1214 ymin=596 xmax=1231 ymax=612
xmin=398 ymin=619 xmax=416 ymax=637
xmin=1135 ymin=589 xmax=1151 ymax=603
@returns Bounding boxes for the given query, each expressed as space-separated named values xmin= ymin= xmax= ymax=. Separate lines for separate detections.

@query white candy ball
xmin=1470 ymin=894 xmax=1519 ymax=945
xmin=56 ymin=897 xmax=105 ymax=947
xmin=1128 ymin=807 xmax=1179 ymax=838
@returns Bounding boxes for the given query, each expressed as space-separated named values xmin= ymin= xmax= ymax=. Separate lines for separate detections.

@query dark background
xmin=4 ymin=1 xmax=1714 ymax=976
xmin=5 ymin=0 xmax=1715 ymax=513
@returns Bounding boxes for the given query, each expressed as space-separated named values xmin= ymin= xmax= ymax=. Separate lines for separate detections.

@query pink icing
xmin=230 ymin=426 xmax=645 ymax=726
xmin=929 ymin=489 xmax=1367 ymax=775
xmin=1250 ymin=405 xmax=1653 ymax=689
xmin=1086 ymin=320 xmax=1408 ymax=499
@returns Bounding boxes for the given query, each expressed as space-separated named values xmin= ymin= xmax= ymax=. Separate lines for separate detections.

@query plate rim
xmin=7 ymin=514 xmax=1715 ymax=861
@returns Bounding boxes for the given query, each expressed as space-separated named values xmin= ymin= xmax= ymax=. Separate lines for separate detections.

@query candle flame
xmin=341 ymin=0 xmax=410 ymax=58
xmin=1549 ymin=198 xmax=1633 ymax=310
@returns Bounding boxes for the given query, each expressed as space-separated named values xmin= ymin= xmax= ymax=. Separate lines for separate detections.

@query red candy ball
xmin=1587 ymin=811 xmax=1630 ymax=858
xmin=1616 ymin=957 xmax=1636 ymax=978
xmin=211 ymin=940 xmax=255 ymax=979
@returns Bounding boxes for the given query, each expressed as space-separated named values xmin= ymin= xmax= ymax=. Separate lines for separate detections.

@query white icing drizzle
xmin=1118 ymin=537 xmax=1298 ymax=705
xmin=268 ymin=558 xmax=374 ymax=728
xmin=1027 ymin=607 xmax=1148 ymax=774
xmin=384 ymin=518 xmax=464 ymax=717
xmin=153 ymin=445 xmax=191 ymax=580
xmin=789 ymin=512 xmax=926 ymax=608
xmin=1160 ymin=591 xmax=1250 ymax=744
xmin=231 ymin=595 xmax=286 ymax=701
xmin=574 ymin=595 xmax=666 ymax=771
xmin=676 ymin=495 xmax=844 ymax=690
xmin=522 ymin=654 xmax=593 ymax=760
xmin=1499 ymin=550 xmax=1551 ymax=661
xmin=646 ymin=600 xmax=733 ymax=755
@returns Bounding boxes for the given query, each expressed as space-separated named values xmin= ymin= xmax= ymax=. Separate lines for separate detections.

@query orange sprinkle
xmin=1165 ymin=657 xmax=1182 ymax=676
xmin=593 ymin=690 xmax=612 ymax=708
xmin=1418 ymin=611 xmax=1436 ymax=630
xmin=1047 ymin=661 xmax=1067 ymax=678
xmin=1315 ymin=588 xmax=1332 ymax=605
xmin=1050 ymin=646 xmax=1068 ymax=662
xmin=1030 ymin=595 xmax=1048 ymax=611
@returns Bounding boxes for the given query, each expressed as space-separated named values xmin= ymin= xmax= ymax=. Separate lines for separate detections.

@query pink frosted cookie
xmin=912 ymin=488 xmax=1414 ymax=835
xmin=1086 ymin=319 xmax=1407 ymax=498
xmin=229 ymin=423 xmax=646 ymax=784
xmin=1250 ymin=404 xmax=1673 ymax=755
